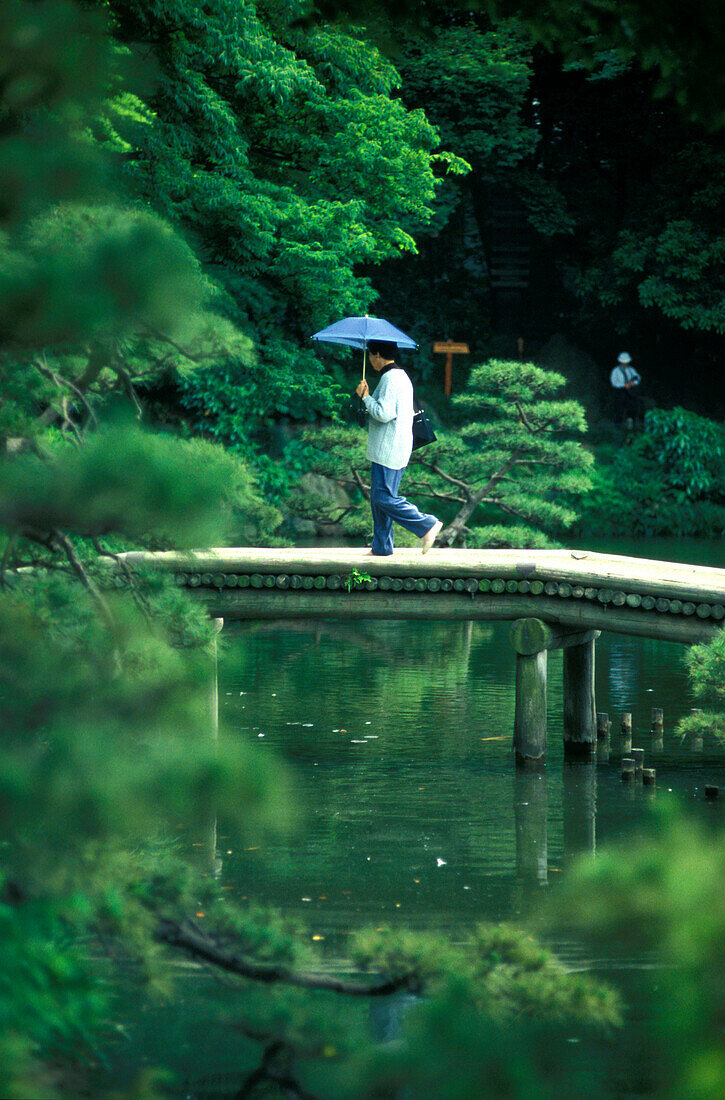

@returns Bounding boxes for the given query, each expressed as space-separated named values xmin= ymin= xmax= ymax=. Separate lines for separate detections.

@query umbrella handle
xmin=362 ymin=344 xmax=366 ymax=383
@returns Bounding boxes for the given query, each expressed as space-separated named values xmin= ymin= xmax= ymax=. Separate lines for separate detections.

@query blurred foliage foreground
xmin=1 ymin=2 xmax=725 ymax=1098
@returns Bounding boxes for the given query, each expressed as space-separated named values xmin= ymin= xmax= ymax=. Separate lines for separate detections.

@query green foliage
xmin=295 ymin=359 xmax=592 ymax=547
xmin=0 ymin=422 xmax=278 ymax=547
xmin=578 ymin=407 xmax=725 ymax=538
xmin=684 ymin=632 xmax=725 ymax=711
xmin=570 ymin=144 xmax=725 ymax=336
xmin=312 ymin=1 xmax=725 ymax=127
xmin=370 ymin=16 xmax=556 ymax=366
xmin=546 ymin=801 xmax=725 ymax=1099
xmin=0 ymin=5 xmax=285 ymax=1092
xmin=675 ymin=632 xmax=725 ymax=745
xmin=352 ymin=923 xmax=621 ymax=1027
xmin=486 ymin=0 xmax=725 ymax=128
xmin=645 ymin=406 xmax=725 ymax=499
xmin=342 ymin=569 xmax=372 ymax=591
xmin=103 ymin=0 xmax=464 ymax=449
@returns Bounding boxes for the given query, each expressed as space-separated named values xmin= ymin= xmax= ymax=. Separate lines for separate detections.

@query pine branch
xmin=156 ymin=917 xmax=416 ymax=997
xmin=0 ymin=532 xmax=18 ymax=589
xmin=111 ymin=362 xmax=144 ymax=419
xmin=236 ymin=1038 xmax=319 ymax=1100
xmin=144 ymin=326 xmax=206 ymax=363
xmin=351 ymin=466 xmax=370 ymax=501
xmin=92 ymin=538 xmax=153 ymax=622
xmin=33 ymin=353 xmax=99 ymax=433
xmin=406 ymin=479 xmax=466 ymax=504
xmin=415 ymin=458 xmax=472 ymax=496
xmin=515 ymin=401 xmax=554 ymax=434
xmin=48 ymin=529 xmax=118 ymax=637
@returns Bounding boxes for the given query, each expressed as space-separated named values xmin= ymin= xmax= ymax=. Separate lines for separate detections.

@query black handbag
xmin=412 ymin=407 xmax=436 ymax=450
xmin=349 ymin=398 xmax=367 ymax=427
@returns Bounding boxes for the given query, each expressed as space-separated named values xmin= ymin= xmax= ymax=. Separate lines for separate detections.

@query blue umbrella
xmin=311 ymin=314 xmax=417 ymax=380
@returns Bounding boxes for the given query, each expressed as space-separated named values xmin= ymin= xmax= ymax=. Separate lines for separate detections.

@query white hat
xmin=617 ymin=352 xmax=631 ymax=364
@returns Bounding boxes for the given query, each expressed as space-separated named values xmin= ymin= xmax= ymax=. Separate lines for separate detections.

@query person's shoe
xmin=421 ymin=520 xmax=443 ymax=554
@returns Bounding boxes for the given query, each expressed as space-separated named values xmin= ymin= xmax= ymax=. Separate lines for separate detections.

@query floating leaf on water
xmin=436 ymin=858 xmax=447 ymax=867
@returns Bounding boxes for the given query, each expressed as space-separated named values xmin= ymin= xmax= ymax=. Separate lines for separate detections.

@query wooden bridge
xmin=121 ymin=547 xmax=725 ymax=767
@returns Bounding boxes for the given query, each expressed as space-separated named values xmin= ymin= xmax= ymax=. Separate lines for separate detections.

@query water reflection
xmin=514 ymin=771 xmax=548 ymax=887
xmin=606 ymin=638 xmax=640 ymax=709
xmin=562 ymin=761 xmax=597 ymax=862
xmin=218 ymin=617 xmax=724 ymax=938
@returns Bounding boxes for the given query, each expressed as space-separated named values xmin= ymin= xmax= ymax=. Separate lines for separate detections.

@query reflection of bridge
xmin=121 ymin=548 xmax=725 ymax=767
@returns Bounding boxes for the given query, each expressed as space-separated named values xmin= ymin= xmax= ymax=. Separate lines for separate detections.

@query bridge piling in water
xmin=510 ymin=618 xmax=600 ymax=767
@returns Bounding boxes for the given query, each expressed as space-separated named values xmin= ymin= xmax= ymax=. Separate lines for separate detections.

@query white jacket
xmin=610 ymin=365 xmax=641 ymax=388
xmin=363 ymin=367 xmax=414 ymax=470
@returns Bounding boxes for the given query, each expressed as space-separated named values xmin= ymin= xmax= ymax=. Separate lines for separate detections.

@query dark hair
xmin=367 ymin=340 xmax=397 ymax=360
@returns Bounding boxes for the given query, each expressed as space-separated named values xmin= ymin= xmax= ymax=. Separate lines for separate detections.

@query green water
xmin=219 ymin=612 xmax=723 ymax=947
xmin=104 ymin=538 xmax=725 ymax=1095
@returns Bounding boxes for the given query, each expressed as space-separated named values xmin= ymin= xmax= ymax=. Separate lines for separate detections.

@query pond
xmin=218 ymin=538 xmax=724 ymax=946
xmin=104 ymin=538 xmax=725 ymax=1096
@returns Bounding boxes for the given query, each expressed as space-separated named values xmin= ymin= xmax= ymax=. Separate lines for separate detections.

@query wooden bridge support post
xmin=562 ymin=635 xmax=597 ymax=759
xmin=513 ymin=648 xmax=548 ymax=767
xmin=510 ymin=618 xmax=600 ymax=768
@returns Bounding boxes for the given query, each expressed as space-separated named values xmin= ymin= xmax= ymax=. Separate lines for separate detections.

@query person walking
xmin=609 ymin=352 xmax=642 ymax=423
xmin=355 ymin=340 xmax=442 ymax=556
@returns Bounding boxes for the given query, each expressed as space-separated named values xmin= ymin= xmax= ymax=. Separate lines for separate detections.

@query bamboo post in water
xmin=651 ymin=706 xmax=664 ymax=752
xmin=620 ymin=712 xmax=633 ymax=754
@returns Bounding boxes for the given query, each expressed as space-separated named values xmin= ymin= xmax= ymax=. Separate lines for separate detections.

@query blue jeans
xmin=369 ymin=462 xmax=438 ymax=556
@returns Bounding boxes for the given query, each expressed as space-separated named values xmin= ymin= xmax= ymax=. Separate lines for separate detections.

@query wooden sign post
xmin=433 ymin=340 xmax=469 ymax=395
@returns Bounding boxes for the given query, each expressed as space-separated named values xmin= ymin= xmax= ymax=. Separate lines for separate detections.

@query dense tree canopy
xmin=101 ymin=0 xmax=466 ymax=458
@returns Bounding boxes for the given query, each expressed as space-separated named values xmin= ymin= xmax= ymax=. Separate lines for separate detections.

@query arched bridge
xmin=121 ymin=548 xmax=725 ymax=766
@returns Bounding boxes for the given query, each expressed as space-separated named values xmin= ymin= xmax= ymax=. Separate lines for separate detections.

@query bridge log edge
xmin=197 ymin=590 xmax=720 ymax=645
xmin=118 ymin=550 xmax=725 ymax=605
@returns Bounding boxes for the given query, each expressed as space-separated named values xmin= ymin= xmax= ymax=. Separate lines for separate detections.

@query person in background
xmin=355 ymin=340 xmax=442 ymax=556
xmin=609 ymin=352 xmax=642 ymax=423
